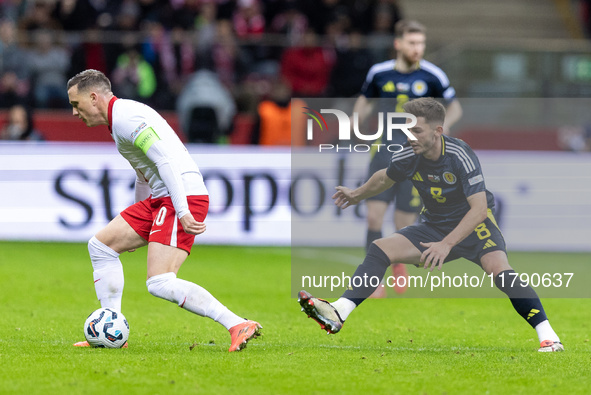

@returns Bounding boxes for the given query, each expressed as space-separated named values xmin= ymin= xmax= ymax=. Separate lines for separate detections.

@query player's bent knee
xmin=88 ymin=236 xmax=120 ymax=269
xmin=368 ymin=241 xmax=395 ymax=265
xmin=374 ymin=234 xmax=420 ymax=264
xmin=480 ymin=250 xmax=512 ymax=277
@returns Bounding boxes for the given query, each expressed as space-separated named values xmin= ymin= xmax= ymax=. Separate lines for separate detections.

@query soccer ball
xmin=83 ymin=308 xmax=129 ymax=348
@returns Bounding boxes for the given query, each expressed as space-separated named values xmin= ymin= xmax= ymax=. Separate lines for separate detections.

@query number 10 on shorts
xmin=153 ymin=207 xmax=167 ymax=227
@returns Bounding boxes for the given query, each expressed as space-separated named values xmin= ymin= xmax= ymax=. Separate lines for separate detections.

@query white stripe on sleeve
xmin=446 ymin=144 xmax=475 ymax=173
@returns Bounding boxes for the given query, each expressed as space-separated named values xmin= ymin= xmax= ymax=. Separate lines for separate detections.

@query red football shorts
xmin=120 ymin=195 xmax=209 ymax=254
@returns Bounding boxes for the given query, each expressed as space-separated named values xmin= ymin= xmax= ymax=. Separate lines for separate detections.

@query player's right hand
xmin=180 ymin=213 xmax=206 ymax=235
xmin=332 ymin=186 xmax=360 ymax=209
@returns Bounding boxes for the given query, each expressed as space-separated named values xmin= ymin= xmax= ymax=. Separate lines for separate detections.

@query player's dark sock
xmin=366 ymin=230 xmax=382 ymax=252
xmin=342 ymin=243 xmax=391 ymax=306
xmin=495 ymin=269 xmax=548 ymax=328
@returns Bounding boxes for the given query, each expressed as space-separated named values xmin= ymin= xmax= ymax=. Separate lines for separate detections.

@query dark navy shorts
xmin=397 ymin=210 xmax=507 ymax=266
xmin=367 ymin=149 xmax=422 ymax=213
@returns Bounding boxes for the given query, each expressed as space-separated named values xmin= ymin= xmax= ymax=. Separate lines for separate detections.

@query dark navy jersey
xmin=386 ymin=135 xmax=495 ymax=226
xmin=360 ymin=59 xmax=456 ymax=145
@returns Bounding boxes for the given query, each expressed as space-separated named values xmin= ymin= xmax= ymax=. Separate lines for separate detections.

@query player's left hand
xmin=180 ymin=213 xmax=206 ymax=235
xmin=419 ymin=241 xmax=452 ymax=271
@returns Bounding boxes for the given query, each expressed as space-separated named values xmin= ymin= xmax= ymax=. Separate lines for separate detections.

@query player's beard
xmin=400 ymin=50 xmax=422 ymax=66
xmin=413 ymin=135 xmax=438 ymax=156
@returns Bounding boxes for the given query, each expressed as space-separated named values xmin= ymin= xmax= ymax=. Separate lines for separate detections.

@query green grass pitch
xmin=0 ymin=241 xmax=590 ymax=394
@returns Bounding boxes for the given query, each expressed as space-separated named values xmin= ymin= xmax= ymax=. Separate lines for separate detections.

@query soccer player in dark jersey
xmin=355 ymin=20 xmax=462 ymax=295
xmin=298 ymin=98 xmax=563 ymax=352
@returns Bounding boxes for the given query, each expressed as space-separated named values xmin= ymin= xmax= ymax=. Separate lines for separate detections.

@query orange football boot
xmin=228 ymin=320 xmax=262 ymax=352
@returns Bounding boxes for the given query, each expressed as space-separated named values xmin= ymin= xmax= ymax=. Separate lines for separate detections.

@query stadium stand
xmin=0 ymin=0 xmax=588 ymax=150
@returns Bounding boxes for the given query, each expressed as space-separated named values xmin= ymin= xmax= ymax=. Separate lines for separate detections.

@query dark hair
xmin=394 ymin=20 xmax=426 ymax=39
xmin=403 ymin=97 xmax=446 ymax=125
xmin=67 ymin=69 xmax=111 ymax=93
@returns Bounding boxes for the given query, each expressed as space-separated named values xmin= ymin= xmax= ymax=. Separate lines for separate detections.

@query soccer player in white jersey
xmin=67 ymin=69 xmax=261 ymax=352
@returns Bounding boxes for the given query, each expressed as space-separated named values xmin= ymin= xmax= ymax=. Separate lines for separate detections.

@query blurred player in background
xmin=354 ymin=20 xmax=462 ymax=296
xmin=67 ymin=69 xmax=261 ymax=352
xmin=299 ymin=98 xmax=563 ymax=352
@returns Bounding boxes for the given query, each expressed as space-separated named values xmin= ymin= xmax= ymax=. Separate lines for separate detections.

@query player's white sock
xmin=146 ymin=272 xmax=245 ymax=330
xmin=88 ymin=236 xmax=124 ymax=312
xmin=535 ymin=320 xmax=560 ymax=343
xmin=331 ymin=297 xmax=356 ymax=321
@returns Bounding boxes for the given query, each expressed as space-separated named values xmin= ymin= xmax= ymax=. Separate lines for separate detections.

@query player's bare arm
xmin=352 ymin=94 xmax=376 ymax=131
xmin=333 ymin=168 xmax=395 ymax=209
xmin=420 ymin=191 xmax=488 ymax=271
xmin=443 ymin=99 xmax=463 ymax=134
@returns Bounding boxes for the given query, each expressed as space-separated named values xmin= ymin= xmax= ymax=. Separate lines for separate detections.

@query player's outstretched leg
xmin=146 ymin=272 xmax=262 ymax=352
xmin=494 ymin=268 xmax=563 ymax=352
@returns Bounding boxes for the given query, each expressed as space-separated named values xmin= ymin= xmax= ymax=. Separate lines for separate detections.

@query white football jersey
xmin=109 ymin=98 xmax=208 ymax=218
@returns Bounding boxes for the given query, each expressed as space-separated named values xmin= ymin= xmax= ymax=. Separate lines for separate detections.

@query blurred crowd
xmin=0 ymin=0 xmax=402 ymax=143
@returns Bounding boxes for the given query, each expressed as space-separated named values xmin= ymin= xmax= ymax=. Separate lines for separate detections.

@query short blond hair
xmin=67 ymin=69 xmax=111 ymax=93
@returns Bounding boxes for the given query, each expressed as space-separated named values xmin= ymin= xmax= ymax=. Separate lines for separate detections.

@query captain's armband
xmin=134 ymin=127 xmax=161 ymax=154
